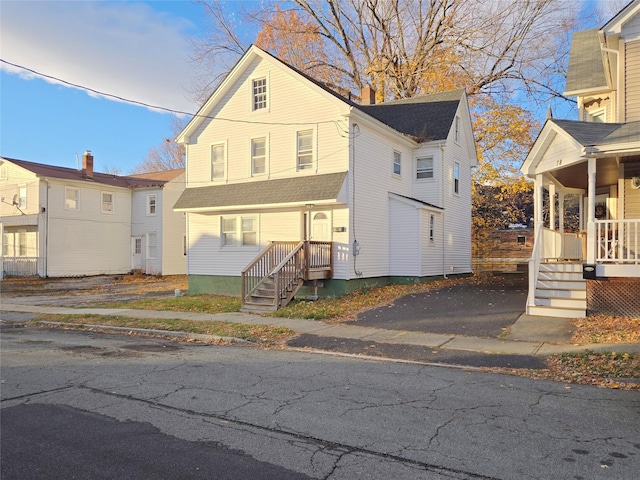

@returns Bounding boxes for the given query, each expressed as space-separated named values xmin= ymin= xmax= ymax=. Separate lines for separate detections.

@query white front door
xmin=131 ymin=236 xmax=143 ymax=270
xmin=311 ymin=212 xmax=330 ymax=241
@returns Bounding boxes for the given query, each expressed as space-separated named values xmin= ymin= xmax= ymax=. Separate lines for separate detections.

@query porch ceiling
xmin=551 ymin=157 xmax=619 ymax=190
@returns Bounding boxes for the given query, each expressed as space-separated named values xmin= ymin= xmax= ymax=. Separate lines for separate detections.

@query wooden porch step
xmin=539 ymin=262 xmax=583 ymax=273
xmin=528 ymin=304 xmax=586 ymax=318
xmin=536 ymin=279 xmax=586 ymax=290
xmin=535 ymin=287 xmax=586 ymax=299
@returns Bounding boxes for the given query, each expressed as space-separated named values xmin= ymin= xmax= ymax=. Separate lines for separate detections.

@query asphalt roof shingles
xmin=565 ymin=29 xmax=608 ymax=94
xmin=174 ymin=172 xmax=347 ymax=210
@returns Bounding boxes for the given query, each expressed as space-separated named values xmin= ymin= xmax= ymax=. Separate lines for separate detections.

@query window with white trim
xmin=101 ymin=192 xmax=114 ymax=213
xmin=590 ymin=107 xmax=606 ymax=123
xmin=393 ymin=151 xmax=401 ymax=176
xmin=429 ymin=215 xmax=435 ymax=242
xmin=65 ymin=187 xmax=78 ymax=210
xmin=18 ymin=186 xmax=27 ymax=209
xmin=454 ymin=162 xmax=460 ymax=195
xmin=147 ymin=232 xmax=157 ymax=259
xmin=252 ymin=77 xmax=267 ymax=111
xmin=251 ymin=137 xmax=266 ymax=175
xmin=221 ymin=216 xmax=258 ymax=247
xmin=211 ymin=143 xmax=225 ymax=180
xmin=297 ymin=130 xmax=313 ymax=170
xmin=454 ymin=116 xmax=461 ymax=143
xmin=416 ymin=157 xmax=434 ymax=179
xmin=147 ymin=194 xmax=157 ymax=216
xmin=134 ymin=238 xmax=142 ymax=255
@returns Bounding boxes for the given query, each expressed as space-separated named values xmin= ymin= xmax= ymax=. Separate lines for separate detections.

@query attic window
xmin=252 ymin=78 xmax=267 ymax=111
xmin=454 ymin=116 xmax=461 ymax=143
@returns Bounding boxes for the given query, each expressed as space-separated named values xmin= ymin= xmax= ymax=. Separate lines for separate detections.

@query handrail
xmin=242 ymin=241 xmax=334 ymax=309
xmin=527 ymin=225 xmax=544 ymax=311
xmin=595 ymin=219 xmax=640 ymax=264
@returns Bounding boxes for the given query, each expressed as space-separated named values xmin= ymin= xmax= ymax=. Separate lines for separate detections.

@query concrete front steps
xmin=528 ymin=262 xmax=586 ymax=318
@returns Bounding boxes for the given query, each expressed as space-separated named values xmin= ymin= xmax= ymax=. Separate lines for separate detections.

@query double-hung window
xmin=416 ymin=157 xmax=434 ymax=179
xmin=454 ymin=116 xmax=461 ymax=143
xmin=18 ymin=186 xmax=27 ymax=209
xmin=211 ymin=143 xmax=225 ymax=180
xmin=252 ymin=137 xmax=266 ymax=175
xmin=297 ymin=130 xmax=313 ymax=170
xmin=65 ymin=187 xmax=78 ymax=210
xmin=221 ymin=216 xmax=258 ymax=247
xmin=101 ymin=192 xmax=114 ymax=213
xmin=252 ymin=78 xmax=267 ymax=111
xmin=147 ymin=194 xmax=157 ymax=216
xmin=147 ymin=232 xmax=157 ymax=259
xmin=454 ymin=162 xmax=460 ymax=195
xmin=393 ymin=151 xmax=402 ymax=176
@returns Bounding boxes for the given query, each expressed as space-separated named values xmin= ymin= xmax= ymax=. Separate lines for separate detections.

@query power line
xmin=1 ymin=59 xmax=341 ymax=127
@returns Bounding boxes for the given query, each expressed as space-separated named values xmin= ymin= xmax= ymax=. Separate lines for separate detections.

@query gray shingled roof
xmin=552 ymin=119 xmax=640 ymax=146
xmin=565 ymin=29 xmax=608 ymax=94
xmin=358 ymin=90 xmax=463 ymax=142
xmin=174 ymin=172 xmax=347 ymax=210
xmin=2 ymin=157 xmax=167 ymax=189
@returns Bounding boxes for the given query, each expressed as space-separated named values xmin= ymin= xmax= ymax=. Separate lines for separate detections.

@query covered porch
xmin=522 ymin=119 xmax=640 ymax=317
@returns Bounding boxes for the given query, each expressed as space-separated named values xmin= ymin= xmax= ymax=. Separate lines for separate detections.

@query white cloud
xmin=1 ymin=0 xmax=198 ymax=113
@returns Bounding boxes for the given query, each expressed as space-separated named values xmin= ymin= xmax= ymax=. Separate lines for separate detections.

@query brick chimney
xmin=82 ymin=150 xmax=94 ymax=179
xmin=361 ymin=85 xmax=376 ymax=105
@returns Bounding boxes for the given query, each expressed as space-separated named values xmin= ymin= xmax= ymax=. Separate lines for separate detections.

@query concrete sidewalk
xmin=2 ymin=303 xmax=639 ymax=357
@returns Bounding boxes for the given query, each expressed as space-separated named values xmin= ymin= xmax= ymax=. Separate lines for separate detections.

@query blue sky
xmin=1 ymin=0 xmax=208 ymax=173
xmin=0 ymin=0 xmax=627 ymax=174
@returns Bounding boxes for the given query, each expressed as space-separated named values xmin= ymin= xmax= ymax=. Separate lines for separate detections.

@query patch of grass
xmin=572 ymin=315 xmax=640 ymax=344
xmin=98 ymin=294 xmax=242 ymax=313
xmin=30 ymin=314 xmax=293 ymax=345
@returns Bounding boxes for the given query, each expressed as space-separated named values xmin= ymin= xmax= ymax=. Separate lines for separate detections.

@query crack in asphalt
xmin=78 ymin=384 xmax=502 ymax=480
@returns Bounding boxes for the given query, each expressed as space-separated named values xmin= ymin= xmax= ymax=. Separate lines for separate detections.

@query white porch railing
xmin=1 ymin=256 xmax=42 ymax=277
xmin=596 ymin=220 xmax=640 ymax=264
xmin=540 ymin=228 xmax=583 ymax=261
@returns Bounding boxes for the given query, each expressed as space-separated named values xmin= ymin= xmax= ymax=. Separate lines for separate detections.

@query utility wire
xmin=1 ymin=59 xmax=341 ymax=127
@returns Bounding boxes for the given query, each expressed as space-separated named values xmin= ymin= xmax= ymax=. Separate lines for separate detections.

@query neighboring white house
xmin=0 ymin=152 xmax=186 ymax=277
xmin=521 ymin=0 xmax=640 ymax=318
xmin=174 ymin=45 xmax=477 ymax=310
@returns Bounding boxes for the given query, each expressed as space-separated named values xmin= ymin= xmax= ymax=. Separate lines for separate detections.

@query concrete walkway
xmin=2 ymin=303 xmax=639 ymax=357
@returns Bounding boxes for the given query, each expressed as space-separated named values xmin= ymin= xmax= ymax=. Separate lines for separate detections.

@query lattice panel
xmin=587 ymin=279 xmax=640 ymax=317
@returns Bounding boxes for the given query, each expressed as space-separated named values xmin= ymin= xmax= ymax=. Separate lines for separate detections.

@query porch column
xmin=586 ymin=156 xmax=597 ymax=264
xmin=549 ymin=183 xmax=556 ymax=231
xmin=534 ymin=174 xmax=544 ymax=239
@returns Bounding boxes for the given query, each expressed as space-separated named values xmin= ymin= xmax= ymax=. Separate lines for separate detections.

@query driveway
xmin=345 ymin=273 xmax=528 ymax=338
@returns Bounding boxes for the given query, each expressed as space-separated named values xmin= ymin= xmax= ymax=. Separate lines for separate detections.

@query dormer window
xmin=252 ymin=78 xmax=267 ymax=111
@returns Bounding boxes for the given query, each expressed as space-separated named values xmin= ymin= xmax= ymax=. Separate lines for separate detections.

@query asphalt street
xmin=2 ymin=326 xmax=639 ymax=480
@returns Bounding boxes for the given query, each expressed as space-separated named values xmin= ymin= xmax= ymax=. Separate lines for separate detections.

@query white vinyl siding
xmin=625 ymin=40 xmax=640 ymax=122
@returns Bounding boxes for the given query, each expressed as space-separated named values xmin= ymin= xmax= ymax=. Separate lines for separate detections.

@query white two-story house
xmin=175 ymin=45 xmax=477 ymax=311
xmin=522 ymin=0 xmax=640 ymax=317
xmin=0 ymin=152 xmax=186 ymax=277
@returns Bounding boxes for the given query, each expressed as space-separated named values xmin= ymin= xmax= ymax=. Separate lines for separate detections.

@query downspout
xmin=440 ymin=143 xmax=447 ymax=279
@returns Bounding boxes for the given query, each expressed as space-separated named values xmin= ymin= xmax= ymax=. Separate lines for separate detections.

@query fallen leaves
xmin=572 ymin=315 xmax=640 ymax=344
